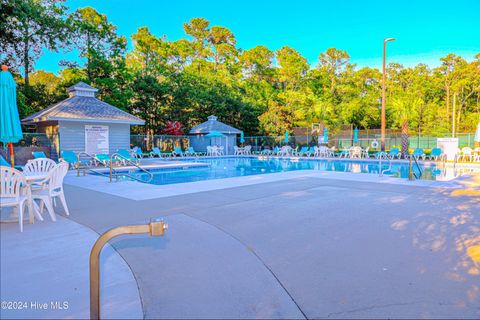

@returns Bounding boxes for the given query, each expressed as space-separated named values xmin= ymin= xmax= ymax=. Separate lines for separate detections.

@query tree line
xmin=1 ymin=0 xmax=479 ymax=137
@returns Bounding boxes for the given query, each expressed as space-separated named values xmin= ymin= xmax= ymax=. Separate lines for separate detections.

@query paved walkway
xmin=0 ymin=215 xmax=143 ymax=319
xmin=1 ymin=173 xmax=478 ymax=319
xmin=60 ymin=175 xmax=479 ymax=319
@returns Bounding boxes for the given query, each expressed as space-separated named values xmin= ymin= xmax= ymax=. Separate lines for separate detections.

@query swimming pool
xmin=127 ymin=157 xmax=476 ymax=185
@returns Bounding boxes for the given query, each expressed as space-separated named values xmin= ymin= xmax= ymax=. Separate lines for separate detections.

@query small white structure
xmin=189 ymin=115 xmax=242 ymax=155
xmin=437 ymin=138 xmax=459 ymax=161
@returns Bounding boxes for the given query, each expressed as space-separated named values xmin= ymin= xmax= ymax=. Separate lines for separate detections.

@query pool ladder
xmin=378 ymin=152 xmax=392 ymax=177
xmin=408 ymin=156 xmax=423 ymax=180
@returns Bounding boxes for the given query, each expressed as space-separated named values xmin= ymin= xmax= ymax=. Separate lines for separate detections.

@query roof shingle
xmin=189 ymin=115 xmax=241 ymax=134
xmin=22 ymin=82 xmax=144 ymax=125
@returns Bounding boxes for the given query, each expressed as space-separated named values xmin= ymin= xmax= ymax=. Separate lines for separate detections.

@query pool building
xmin=189 ymin=115 xmax=242 ymax=155
xmin=22 ymin=82 xmax=144 ymax=158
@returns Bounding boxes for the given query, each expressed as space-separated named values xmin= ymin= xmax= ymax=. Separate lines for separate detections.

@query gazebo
xmin=22 ymin=82 xmax=144 ymax=158
xmin=189 ymin=115 xmax=242 ymax=155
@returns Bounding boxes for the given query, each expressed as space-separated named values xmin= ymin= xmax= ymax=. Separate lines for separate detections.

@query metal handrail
xmin=378 ymin=152 xmax=392 ymax=176
xmin=75 ymin=152 xmax=153 ymax=183
xmin=76 ymin=152 xmax=117 ymax=179
xmin=412 ymin=156 xmax=423 ymax=179
xmin=110 ymin=153 xmax=153 ymax=183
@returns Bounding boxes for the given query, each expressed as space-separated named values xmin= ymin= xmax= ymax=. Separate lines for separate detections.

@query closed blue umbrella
xmin=284 ymin=130 xmax=289 ymax=143
xmin=240 ymin=131 xmax=245 ymax=144
xmin=323 ymin=128 xmax=328 ymax=143
xmin=353 ymin=128 xmax=359 ymax=143
xmin=0 ymin=66 xmax=23 ymax=166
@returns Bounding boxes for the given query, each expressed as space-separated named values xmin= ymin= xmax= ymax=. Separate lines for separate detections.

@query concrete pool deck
xmin=0 ymin=216 xmax=143 ymax=319
xmin=1 ymin=172 xmax=479 ymax=318
xmin=65 ymin=167 xmax=475 ymax=200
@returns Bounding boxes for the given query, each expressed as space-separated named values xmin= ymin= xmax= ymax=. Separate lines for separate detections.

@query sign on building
xmin=85 ymin=125 xmax=109 ymax=155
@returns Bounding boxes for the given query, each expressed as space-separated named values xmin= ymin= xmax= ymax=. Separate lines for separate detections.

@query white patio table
xmin=23 ymin=172 xmax=48 ymax=223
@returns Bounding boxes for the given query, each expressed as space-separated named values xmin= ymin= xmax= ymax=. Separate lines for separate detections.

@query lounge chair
xmin=32 ymin=151 xmax=47 ymax=158
xmin=61 ymin=150 xmax=90 ymax=169
xmin=387 ymin=148 xmax=401 ymax=159
xmin=1 ymin=154 xmax=25 ymax=169
xmin=278 ymin=146 xmax=293 ymax=156
xmin=259 ymin=148 xmax=272 ymax=156
xmin=1 ymin=154 xmax=11 ymax=166
xmin=185 ymin=147 xmax=203 ymax=156
xmin=337 ymin=148 xmax=351 ymax=158
xmin=408 ymin=148 xmax=426 ymax=160
xmin=94 ymin=154 xmax=119 ymax=166
xmin=296 ymin=146 xmax=309 ymax=157
xmin=427 ymin=148 xmax=443 ymax=161
xmin=306 ymin=147 xmax=315 ymax=157
xmin=271 ymin=146 xmax=280 ymax=156
xmin=375 ymin=148 xmax=400 ymax=159
xmin=149 ymin=147 xmax=171 ymax=158
xmin=116 ymin=149 xmax=139 ymax=165
xmin=172 ymin=147 xmax=185 ymax=157
xmin=132 ymin=147 xmax=145 ymax=159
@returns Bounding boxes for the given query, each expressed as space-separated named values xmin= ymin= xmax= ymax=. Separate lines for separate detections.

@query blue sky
xmin=37 ymin=0 xmax=480 ymax=74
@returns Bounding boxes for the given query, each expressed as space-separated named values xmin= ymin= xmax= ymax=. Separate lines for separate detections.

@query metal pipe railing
xmin=74 ymin=152 xmax=153 ymax=183
xmin=111 ymin=153 xmax=153 ymax=182
xmin=407 ymin=156 xmax=423 ymax=180
xmin=413 ymin=156 xmax=423 ymax=179
xmin=90 ymin=219 xmax=168 ymax=319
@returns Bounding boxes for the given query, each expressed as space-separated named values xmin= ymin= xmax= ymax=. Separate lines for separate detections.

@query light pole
xmin=381 ymin=37 xmax=395 ymax=151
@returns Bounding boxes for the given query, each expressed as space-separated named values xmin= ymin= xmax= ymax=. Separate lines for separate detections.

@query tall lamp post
xmin=381 ymin=37 xmax=395 ymax=151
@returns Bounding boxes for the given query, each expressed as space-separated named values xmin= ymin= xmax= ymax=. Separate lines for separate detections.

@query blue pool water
xmin=127 ymin=157 xmax=472 ymax=185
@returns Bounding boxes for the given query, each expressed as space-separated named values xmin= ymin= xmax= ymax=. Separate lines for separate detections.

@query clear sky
xmin=37 ymin=0 xmax=480 ymax=73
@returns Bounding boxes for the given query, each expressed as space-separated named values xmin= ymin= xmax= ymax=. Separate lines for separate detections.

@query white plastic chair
xmin=460 ymin=147 xmax=474 ymax=162
xmin=23 ymin=158 xmax=56 ymax=174
xmin=350 ymin=146 xmax=362 ymax=159
xmin=234 ymin=146 xmax=242 ymax=155
xmin=23 ymin=157 xmax=57 ymax=190
xmin=362 ymin=147 xmax=370 ymax=158
xmin=243 ymin=145 xmax=252 ymax=155
xmin=0 ymin=166 xmax=32 ymax=232
xmin=474 ymin=147 xmax=480 ymax=162
xmin=317 ymin=146 xmax=330 ymax=158
xmin=328 ymin=147 xmax=336 ymax=158
xmin=32 ymin=161 xmax=70 ymax=221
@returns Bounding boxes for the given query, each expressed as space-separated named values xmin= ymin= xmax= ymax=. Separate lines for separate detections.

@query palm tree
xmin=392 ymin=95 xmax=421 ymax=158
xmin=400 ymin=118 xmax=409 ymax=159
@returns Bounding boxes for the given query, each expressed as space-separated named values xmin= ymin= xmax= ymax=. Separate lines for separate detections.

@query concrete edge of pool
xmin=64 ymin=166 xmax=475 ymax=201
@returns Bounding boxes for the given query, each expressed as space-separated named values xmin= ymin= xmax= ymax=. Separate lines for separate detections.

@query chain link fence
xmin=3 ymin=132 xmax=475 ymax=164
xmin=130 ymin=134 xmax=191 ymax=152
xmin=239 ymin=132 xmax=476 ymax=152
